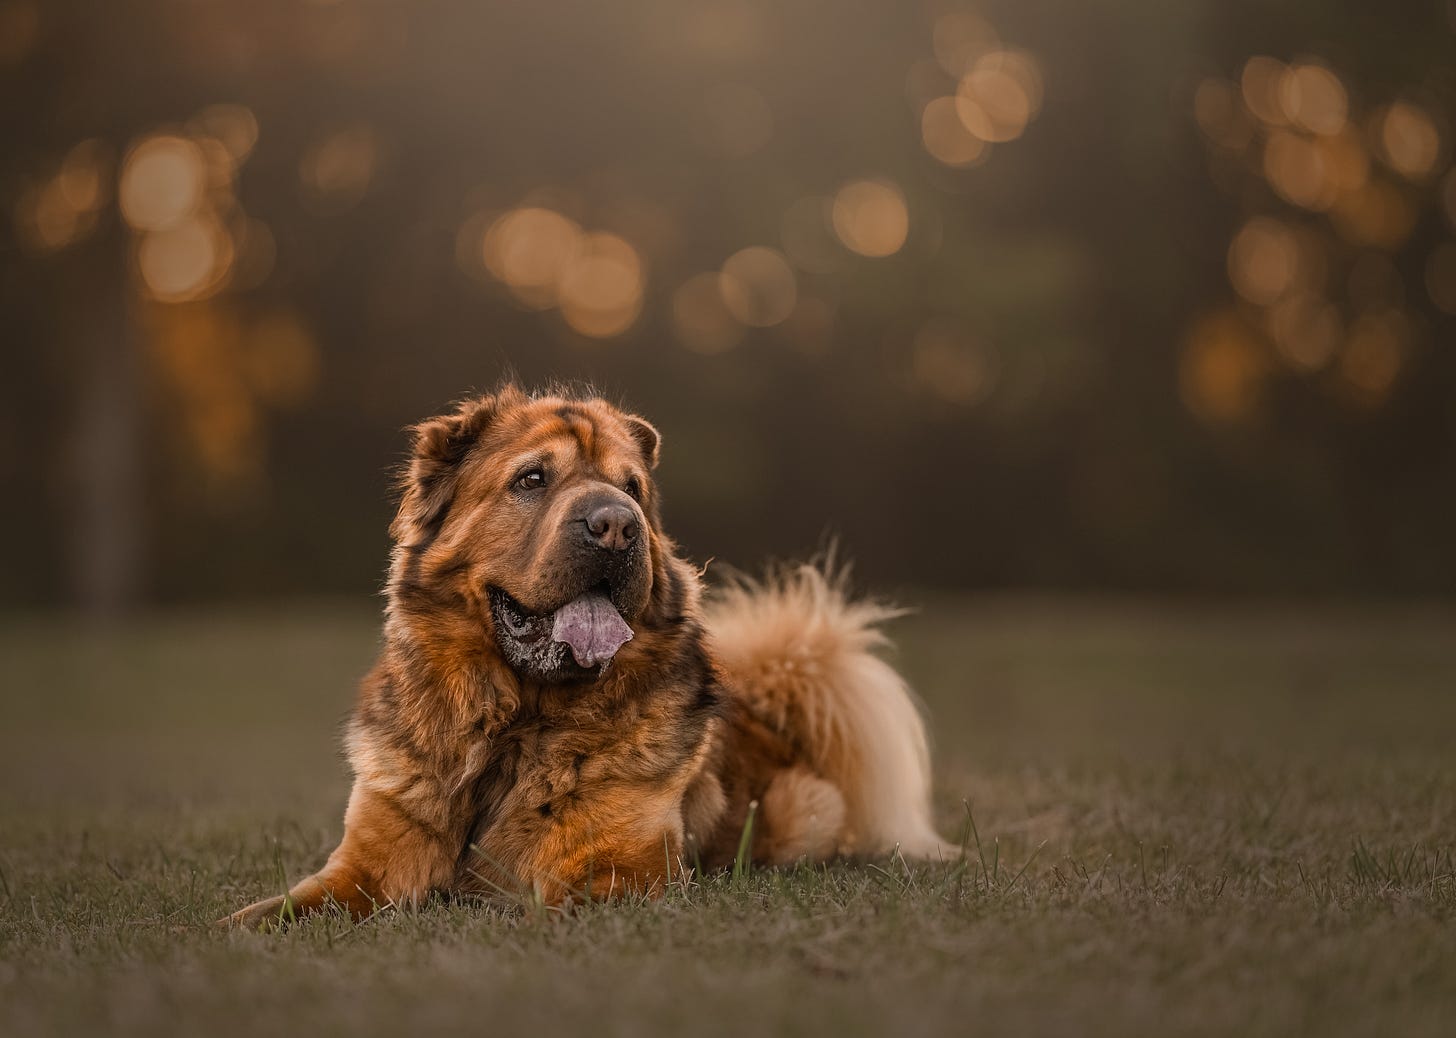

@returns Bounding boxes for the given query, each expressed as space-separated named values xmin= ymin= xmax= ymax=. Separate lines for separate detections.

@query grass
xmin=2 ymin=595 xmax=1454 ymax=1036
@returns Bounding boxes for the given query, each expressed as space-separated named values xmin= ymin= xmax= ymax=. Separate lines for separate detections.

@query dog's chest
xmin=461 ymin=691 xmax=711 ymax=846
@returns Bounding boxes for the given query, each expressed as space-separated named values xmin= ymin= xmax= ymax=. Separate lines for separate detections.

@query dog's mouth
xmin=488 ymin=584 xmax=635 ymax=672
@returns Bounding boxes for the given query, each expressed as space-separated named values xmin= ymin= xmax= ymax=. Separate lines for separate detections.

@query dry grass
xmin=1 ymin=596 xmax=1453 ymax=1037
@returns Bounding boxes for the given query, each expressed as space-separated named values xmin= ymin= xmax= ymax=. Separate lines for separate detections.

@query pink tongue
xmin=550 ymin=592 xmax=634 ymax=668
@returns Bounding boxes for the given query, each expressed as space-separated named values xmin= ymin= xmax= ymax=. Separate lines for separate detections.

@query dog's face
xmin=390 ymin=386 xmax=665 ymax=684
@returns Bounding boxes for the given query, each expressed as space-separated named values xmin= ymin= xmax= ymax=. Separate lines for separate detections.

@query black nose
xmin=585 ymin=502 xmax=639 ymax=552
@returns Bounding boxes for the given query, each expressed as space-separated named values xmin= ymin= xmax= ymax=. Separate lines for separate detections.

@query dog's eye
xmin=624 ymin=476 xmax=642 ymax=501
xmin=514 ymin=468 xmax=547 ymax=491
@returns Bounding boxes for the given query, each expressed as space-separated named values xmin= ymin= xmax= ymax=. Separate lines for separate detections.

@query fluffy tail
xmin=705 ymin=561 xmax=953 ymax=859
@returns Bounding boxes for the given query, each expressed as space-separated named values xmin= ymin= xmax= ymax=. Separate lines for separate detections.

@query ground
xmin=1 ymin=596 xmax=1453 ymax=1037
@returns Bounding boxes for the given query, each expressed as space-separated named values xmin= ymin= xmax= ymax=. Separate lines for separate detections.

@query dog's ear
xmin=392 ymin=395 xmax=497 ymax=541
xmin=624 ymin=415 xmax=661 ymax=470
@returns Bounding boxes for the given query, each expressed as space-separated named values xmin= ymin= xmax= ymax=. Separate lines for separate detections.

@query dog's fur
xmin=225 ymin=385 xmax=947 ymax=928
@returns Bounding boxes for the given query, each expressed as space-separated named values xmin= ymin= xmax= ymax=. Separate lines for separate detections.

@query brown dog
xmin=225 ymin=385 xmax=948 ymax=928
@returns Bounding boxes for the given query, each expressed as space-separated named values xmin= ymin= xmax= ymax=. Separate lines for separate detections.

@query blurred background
xmin=3 ymin=0 xmax=1455 ymax=613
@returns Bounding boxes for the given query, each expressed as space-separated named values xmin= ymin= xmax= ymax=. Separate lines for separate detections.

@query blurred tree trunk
xmin=71 ymin=234 xmax=144 ymax=615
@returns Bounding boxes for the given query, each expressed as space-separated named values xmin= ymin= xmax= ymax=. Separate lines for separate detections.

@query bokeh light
xmin=188 ymin=104 xmax=259 ymax=166
xmin=557 ymin=231 xmax=645 ymax=338
xmin=1278 ymin=62 xmax=1347 ymax=136
xmin=718 ymin=246 xmax=797 ymax=327
xmin=672 ymin=272 xmax=744 ymax=355
xmin=1263 ymin=130 xmax=1338 ymax=210
xmin=145 ymin=306 xmax=262 ymax=491
xmin=14 ymin=178 xmax=85 ymax=251
xmin=1227 ymin=218 xmax=1299 ymax=305
xmin=12 ymin=140 xmax=112 ymax=253
xmin=1199 ymin=49 xmax=1452 ymax=389
xmin=243 ymin=311 xmax=320 ymax=408
xmin=57 ymin=139 xmax=111 ymax=212
xmin=1240 ymin=57 xmax=1289 ymax=127
xmin=120 ymin=135 xmax=207 ymax=232
xmin=1180 ymin=310 xmax=1268 ymax=425
xmin=144 ymin=302 xmax=329 ymax=494
xmin=300 ymin=124 xmax=379 ymax=206
xmin=1316 ymin=128 xmax=1371 ymax=193
xmin=954 ymin=48 xmax=1042 ymax=143
xmin=1268 ymin=293 xmax=1341 ymax=371
xmin=482 ymin=207 xmax=584 ymax=309
xmin=1338 ymin=309 xmax=1408 ymax=404
xmin=1377 ymin=102 xmax=1442 ymax=181
xmin=476 ymin=206 xmax=645 ymax=337
xmin=911 ymin=321 xmax=997 ymax=406
xmin=921 ymin=96 xmax=987 ymax=168
xmin=137 ymin=216 xmax=234 ymax=302
xmin=1330 ymin=178 xmax=1417 ymax=250
xmin=831 ymin=179 xmax=909 ymax=258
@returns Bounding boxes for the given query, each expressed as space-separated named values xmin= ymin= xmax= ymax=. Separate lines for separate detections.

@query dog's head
xmin=389 ymin=385 xmax=669 ymax=684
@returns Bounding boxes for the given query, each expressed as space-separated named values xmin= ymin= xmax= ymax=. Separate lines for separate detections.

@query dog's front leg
xmin=519 ymin=787 xmax=694 ymax=907
xmin=221 ymin=778 xmax=463 ymax=930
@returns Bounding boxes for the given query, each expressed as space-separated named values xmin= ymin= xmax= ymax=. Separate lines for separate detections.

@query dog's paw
xmin=215 ymin=893 xmax=295 ymax=932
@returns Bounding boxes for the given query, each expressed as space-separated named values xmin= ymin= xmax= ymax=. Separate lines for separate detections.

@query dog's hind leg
xmin=707 ymin=561 xmax=956 ymax=860
xmin=754 ymin=766 xmax=847 ymax=865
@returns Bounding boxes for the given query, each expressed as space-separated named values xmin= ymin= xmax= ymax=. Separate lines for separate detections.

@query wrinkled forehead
xmin=477 ymin=399 xmax=640 ymax=478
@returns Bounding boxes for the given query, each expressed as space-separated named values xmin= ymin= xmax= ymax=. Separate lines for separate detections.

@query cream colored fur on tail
xmin=707 ymin=562 xmax=952 ymax=859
